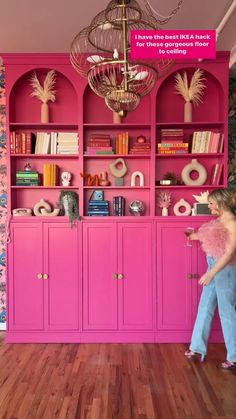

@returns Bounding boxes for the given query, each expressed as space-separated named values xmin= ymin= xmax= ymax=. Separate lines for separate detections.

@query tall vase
xmin=41 ymin=103 xmax=49 ymax=123
xmin=162 ymin=207 xmax=168 ymax=216
xmin=184 ymin=101 xmax=192 ymax=123
xmin=113 ymin=112 xmax=122 ymax=124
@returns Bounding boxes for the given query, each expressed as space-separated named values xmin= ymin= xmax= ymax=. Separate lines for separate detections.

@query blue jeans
xmin=190 ymin=256 xmax=236 ymax=362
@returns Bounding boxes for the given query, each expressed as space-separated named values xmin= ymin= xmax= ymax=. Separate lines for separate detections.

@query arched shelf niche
xmin=156 ymin=67 xmax=224 ymax=123
xmin=9 ymin=68 xmax=78 ymax=124
xmin=83 ymin=83 xmax=151 ymax=124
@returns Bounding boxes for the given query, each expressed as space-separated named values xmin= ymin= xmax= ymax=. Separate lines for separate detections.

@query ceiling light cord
xmin=145 ymin=0 xmax=184 ymax=24
xmin=216 ymin=0 xmax=236 ymax=40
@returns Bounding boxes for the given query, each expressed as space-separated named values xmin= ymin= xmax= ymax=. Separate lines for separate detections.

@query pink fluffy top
xmin=197 ymin=219 xmax=229 ymax=259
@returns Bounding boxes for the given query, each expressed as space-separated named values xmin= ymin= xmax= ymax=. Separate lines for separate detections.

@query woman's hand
xmin=188 ymin=232 xmax=198 ymax=240
xmin=199 ymin=271 xmax=214 ymax=286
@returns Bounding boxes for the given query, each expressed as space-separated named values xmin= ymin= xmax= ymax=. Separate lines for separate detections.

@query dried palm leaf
xmin=175 ymin=68 xmax=206 ymax=105
xmin=30 ymin=70 xmax=56 ymax=104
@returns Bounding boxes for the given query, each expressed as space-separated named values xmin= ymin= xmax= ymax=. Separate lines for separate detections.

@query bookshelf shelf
xmin=11 ymin=154 xmax=79 ymax=158
xmin=84 ymin=154 xmax=151 ymax=159
xmin=84 ymin=186 xmax=151 ymax=190
xmin=155 ymin=185 xmax=223 ymax=189
xmin=10 ymin=123 xmax=78 ymax=129
xmin=155 ymin=153 xmax=224 ymax=158
xmin=11 ymin=186 xmax=79 ymax=189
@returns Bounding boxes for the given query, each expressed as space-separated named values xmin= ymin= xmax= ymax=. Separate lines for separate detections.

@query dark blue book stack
xmin=113 ymin=196 xmax=125 ymax=216
xmin=88 ymin=200 xmax=110 ymax=216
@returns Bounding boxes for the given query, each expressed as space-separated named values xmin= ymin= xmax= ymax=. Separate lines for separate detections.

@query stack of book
xmin=87 ymin=200 xmax=110 ymax=216
xmin=191 ymin=131 xmax=224 ymax=153
xmin=115 ymin=132 xmax=129 ymax=154
xmin=16 ymin=171 xmax=39 ymax=186
xmin=129 ymin=140 xmax=151 ymax=154
xmin=160 ymin=129 xmax=184 ymax=142
xmin=157 ymin=143 xmax=188 ymax=154
xmin=85 ymin=134 xmax=114 ymax=155
xmin=158 ymin=128 xmax=187 ymax=154
xmin=113 ymin=196 xmax=125 ymax=216
xmin=56 ymin=132 xmax=78 ymax=154
xmin=43 ymin=164 xmax=58 ymax=186
xmin=10 ymin=131 xmax=35 ymax=154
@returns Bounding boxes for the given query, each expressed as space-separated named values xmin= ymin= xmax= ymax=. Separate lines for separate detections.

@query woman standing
xmin=185 ymin=188 xmax=236 ymax=370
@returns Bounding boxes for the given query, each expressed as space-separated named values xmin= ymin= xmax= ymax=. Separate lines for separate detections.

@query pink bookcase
xmin=2 ymin=52 xmax=229 ymax=343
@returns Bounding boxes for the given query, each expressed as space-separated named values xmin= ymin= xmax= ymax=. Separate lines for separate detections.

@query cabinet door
xmin=83 ymin=223 xmax=118 ymax=330
xmin=156 ymin=223 xmax=195 ymax=334
xmin=8 ymin=223 xmax=44 ymax=330
xmin=44 ymin=223 xmax=79 ymax=330
xmin=117 ymin=223 xmax=153 ymax=330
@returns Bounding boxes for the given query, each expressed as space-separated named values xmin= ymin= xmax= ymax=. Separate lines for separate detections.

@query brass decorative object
xmin=70 ymin=0 xmax=183 ymax=116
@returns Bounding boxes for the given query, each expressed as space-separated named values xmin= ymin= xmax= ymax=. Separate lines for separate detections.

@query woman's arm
xmin=199 ymin=219 xmax=236 ymax=285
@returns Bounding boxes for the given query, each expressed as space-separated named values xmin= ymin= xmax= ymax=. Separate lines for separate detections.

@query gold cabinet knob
xmin=37 ymin=273 xmax=43 ymax=279
xmin=187 ymin=274 xmax=193 ymax=279
xmin=43 ymin=273 xmax=48 ymax=279
xmin=193 ymin=273 xmax=199 ymax=279
xmin=113 ymin=274 xmax=118 ymax=279
xmin=117 ymin=273 xmax=124 ymax=279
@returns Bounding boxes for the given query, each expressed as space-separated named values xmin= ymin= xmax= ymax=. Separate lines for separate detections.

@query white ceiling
xmin=0 ymin=0 xmax=236 ymax=61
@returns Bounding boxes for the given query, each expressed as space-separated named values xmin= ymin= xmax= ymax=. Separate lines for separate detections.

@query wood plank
xmin=0 ymin=333 xmax=236 ymax=418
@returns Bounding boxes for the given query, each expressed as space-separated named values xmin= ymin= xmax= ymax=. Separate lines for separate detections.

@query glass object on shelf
xmin=184 ymin=227 xmax=195 ymax=247
xmin=129 ymin=200 xmax=145 ymax=216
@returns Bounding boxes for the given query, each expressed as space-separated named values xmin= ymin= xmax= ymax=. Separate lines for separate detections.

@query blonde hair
xmin=208 ymin=188 xmax=236 ymax=213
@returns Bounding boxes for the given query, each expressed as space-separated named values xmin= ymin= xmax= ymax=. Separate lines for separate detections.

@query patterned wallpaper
xmin=0 ymin=62 xmax=7 ymax=324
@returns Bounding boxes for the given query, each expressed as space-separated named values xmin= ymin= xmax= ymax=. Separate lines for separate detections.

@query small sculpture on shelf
xmin=24 ymin=160 xmax=32 ymax=172
xmin=99 ymin=171 xmax=110 ymax=186
xmin=80 ymin=173 xmax=99 ymax=186
xmin=29 ymin=70 xmax=56 ymax=123
xmin=157 ymin=191 xmax=172 ymax=216
xmin=181 ymin=159 xmax=207 ymax=186
xmin=33 ymin=199 xmax=60 ymax=216
xmin=174 ymin=68 xmax=206 ymax=122
xmin=61 ymin=171 xmax=72 ymax=187
xmin=109 ymin=158 xmax=127 ymax=186
xmin=130 ymin=171 xmax=144 ymax=186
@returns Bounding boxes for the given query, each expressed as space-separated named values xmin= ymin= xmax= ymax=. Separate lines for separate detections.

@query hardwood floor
xmin=0 ymin=333 xmax=236 ymax=419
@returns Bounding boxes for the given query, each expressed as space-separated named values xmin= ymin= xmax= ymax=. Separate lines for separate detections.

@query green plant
xmin=58 ymin=190 xmax=80 ymax=227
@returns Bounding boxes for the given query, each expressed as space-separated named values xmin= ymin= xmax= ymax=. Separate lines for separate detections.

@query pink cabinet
xmin=44 ymin=223 xmax=79 ymax=330
xmin=156 ymin=222 xmax=196 ymax=341
xmin=156 ymin=220 xmax=223 ymax=342
xmin=83 ymin=222 xmax=153 ymax=332
xmin=8 ymin=222 xmax=79 ymax=333
xmin=83 ymin=222 xmax=118 ymax=330
xmin=8 ymin=223 xmax=44 ymax=330
xmin=117 ymin=223 xmax=153 ymax=330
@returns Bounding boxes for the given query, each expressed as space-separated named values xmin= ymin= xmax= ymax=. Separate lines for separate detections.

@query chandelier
xmin=70 ymin=0 xmax=183 ymax=117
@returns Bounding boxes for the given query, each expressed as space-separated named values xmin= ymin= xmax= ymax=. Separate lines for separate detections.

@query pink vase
xmin=41 ymin=103 xmax=49 ymax=123
xmin=184 ymin=102 xmax=192 ymax=122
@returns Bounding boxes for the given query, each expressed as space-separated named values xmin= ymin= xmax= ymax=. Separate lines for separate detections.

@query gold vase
xmin=184 ymin=101 xmax=192 ymax=123
xmin=41 ymin=103 xmax=49 ymax=123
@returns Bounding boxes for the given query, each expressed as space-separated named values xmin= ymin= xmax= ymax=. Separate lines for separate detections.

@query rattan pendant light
xmin=70 ymin=0 xmax=183 ymax=117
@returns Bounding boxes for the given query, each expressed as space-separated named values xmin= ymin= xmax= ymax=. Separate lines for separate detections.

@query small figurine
xmin=24 ymin=160 xmax=32 ymax=172
xmin=61 ymin=171 xmax=72 ymax=186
